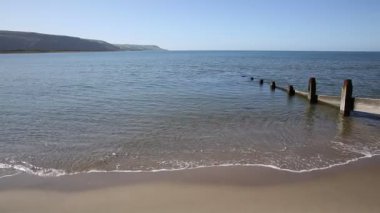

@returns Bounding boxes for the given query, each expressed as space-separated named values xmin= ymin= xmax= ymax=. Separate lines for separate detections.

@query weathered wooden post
xmin=308 ymin=77 xmax=318 ymax=104
xmin=288 ymin=85 xmax=295 ymax=96
xmin=259 ymin=79 xmax=264 ymax=85
xmin=271 ymin=81 xmax=276 ymax=90
xmin=340 ymin=79 xmax=353 ymax=116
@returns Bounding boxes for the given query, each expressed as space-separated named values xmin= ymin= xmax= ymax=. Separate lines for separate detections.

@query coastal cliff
xmin=0 ymin=30 xmax=164 ymax=53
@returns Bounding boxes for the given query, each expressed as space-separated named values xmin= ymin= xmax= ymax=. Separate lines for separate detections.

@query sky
xmin=1 ymin=0 xmax=380 ymax=51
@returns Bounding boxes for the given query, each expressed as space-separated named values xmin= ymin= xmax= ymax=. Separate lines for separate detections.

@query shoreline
xmin=1 ymin=155 xmax=380 ymax=191
xmin=0 ymin=156 xmax=379 ymax=212
xmin=1 ymin=150 xmax=377 ymax=178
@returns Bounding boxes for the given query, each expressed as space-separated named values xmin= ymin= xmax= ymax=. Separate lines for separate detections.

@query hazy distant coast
xmin=0 ymin=30 xmax=165 ymax=53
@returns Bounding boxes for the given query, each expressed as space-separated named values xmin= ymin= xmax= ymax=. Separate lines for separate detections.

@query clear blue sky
xmin=1 ymin=0 xmax=379 ymax=51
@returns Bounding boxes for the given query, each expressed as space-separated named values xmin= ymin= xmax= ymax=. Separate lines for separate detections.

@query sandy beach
xmin=0 ymin=156 xmax=379 ymax=213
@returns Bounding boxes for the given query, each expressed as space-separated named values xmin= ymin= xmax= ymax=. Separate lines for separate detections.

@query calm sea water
xmin=0 ymin=51 xmax=380 ymax=177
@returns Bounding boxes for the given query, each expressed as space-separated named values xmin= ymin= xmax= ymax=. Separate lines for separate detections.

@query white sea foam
xmin=87 ymin=153 xmax=379 ymax=174
xmin=0 ymin=162 xmax=69 ymax=177
xmin=0 ymin=152 xmax=379 ymax=178
xmin=331 ymin=140 xmax=378 ymax=157
xmin=1 ymin=139 xmax=379 ymax=177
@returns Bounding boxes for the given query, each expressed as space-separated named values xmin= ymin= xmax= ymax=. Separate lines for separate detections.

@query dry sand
xmin=0 ymin=157 xmax=380 ymax=213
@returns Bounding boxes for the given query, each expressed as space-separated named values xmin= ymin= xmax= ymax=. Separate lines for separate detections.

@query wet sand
xmin=0 ymin=156 xmax=380 ymax=213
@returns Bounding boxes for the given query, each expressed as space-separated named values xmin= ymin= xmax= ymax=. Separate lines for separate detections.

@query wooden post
xmin=340 ymin=79 xmax=353 ymax=116
xmin=308 ymin=77 xmax=318 ymax=104
xmin=288 ymin=85 xmax=295 ymax=96
xmin=271 ymin=81 xmax=276 ymax=90
xmin=259 ymin=79 xmax=264 ymax=85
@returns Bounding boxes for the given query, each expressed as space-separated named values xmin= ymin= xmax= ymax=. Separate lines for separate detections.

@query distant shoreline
xmin=0 ymin=30 xmax=165 ymax=53
xmin=2 ymin=50 xmax=380 ymax=54
xmin=0 ymin=49 xmax=166 ymax=54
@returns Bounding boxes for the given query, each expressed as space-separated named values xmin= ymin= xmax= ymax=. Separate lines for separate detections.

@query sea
xmin=0 ymin=51 xmax=379 ymax=178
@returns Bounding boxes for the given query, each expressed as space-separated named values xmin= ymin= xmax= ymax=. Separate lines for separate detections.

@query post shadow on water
xmin=338 ymin=111 xmax=380 ymax=142
xmin=351 ymin=111 xmax=380 ymax=120
xmin=304 ymin=103 xmax=317 ymax=132
xmin=292 ymin=94 xmax=335 ymax=133
xmin=302 ymin=97 xmax=379 ymax=143
xmin=302 ymin=101 xmax=355 ymax=145
xmin=304 ymin=98 xmax=355 ymax=137
xmin=337 ymin=114 xmax=353 ymax=138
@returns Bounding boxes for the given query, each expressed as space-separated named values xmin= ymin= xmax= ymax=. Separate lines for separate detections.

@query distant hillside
xmin=0 ymin=30 xmax=164 ymax=53
xmin=114 ymin=44 xmax=165 ymax=51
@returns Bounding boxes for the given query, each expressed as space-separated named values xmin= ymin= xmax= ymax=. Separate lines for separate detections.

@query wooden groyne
xmin=256 ymin=77 xmax=380 ymax=117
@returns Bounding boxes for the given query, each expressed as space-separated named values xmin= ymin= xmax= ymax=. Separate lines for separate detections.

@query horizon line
xmin=165 ymin=49 xmax=380 ymax=53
